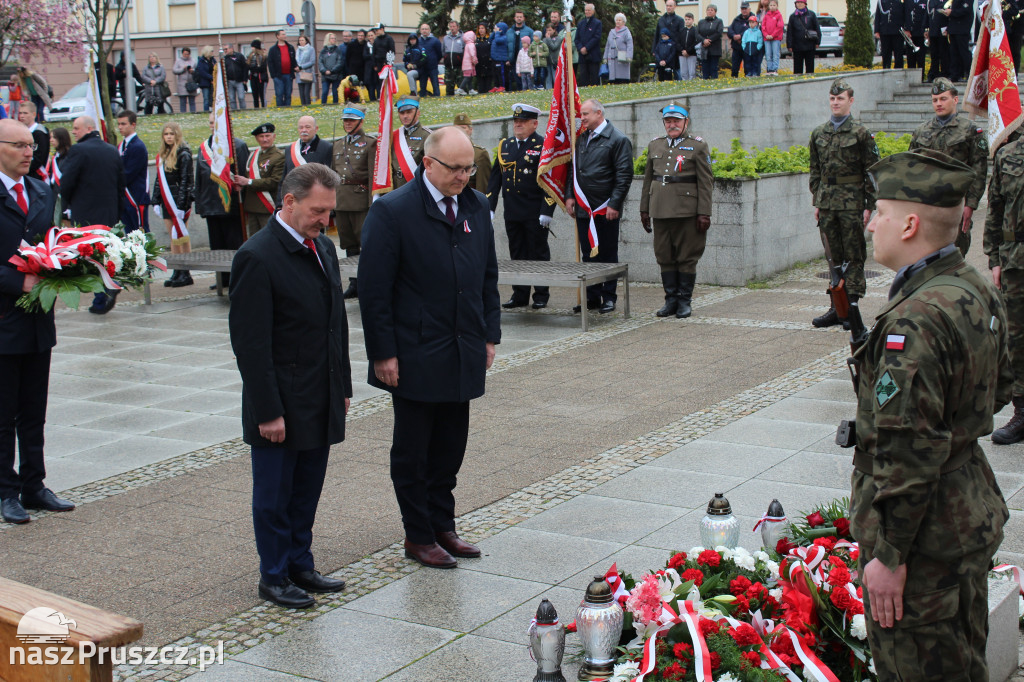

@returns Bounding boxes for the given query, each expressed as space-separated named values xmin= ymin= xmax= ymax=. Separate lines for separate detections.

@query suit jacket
xmin=358 ymin=168 xmax=500 ymax=403
xmin=229 ymin=215 xmax=352 ymax=450
xmin=874 ymin=0 xmax=908 ymax=34
xmin=279 ymin=136 xmax=334 ymax=203
xmin=575 ymin=16 xmax=603 ymax=62
xmin=28 ymin=125 xmax=49 ymax=181
xmin=486 ymin=132 xmax=556 ymax=222
xmin=947 ymin=0 xmax=974 ymax=33
xmin=60 ymin=131 xmax=125 ymax=226
xmin=195 ymin=136 xmax=249 ymax=217
xmin=119 ymin=134 xmax=149 ymax=209
xmin=0 ymin=176 xmax=57 ymax=354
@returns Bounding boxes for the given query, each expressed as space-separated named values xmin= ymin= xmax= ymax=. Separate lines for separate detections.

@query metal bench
xmin=160 ymin=252 xmax=630 ymax=332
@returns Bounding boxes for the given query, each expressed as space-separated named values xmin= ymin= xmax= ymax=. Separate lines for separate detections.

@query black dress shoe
xmin=342 ymin=280 xmax=358 ymax=299
xmin=89 ymin=291 xmax=118 ymax=315
xmin=290 ymin=570 xmax=346 ymax=593
xmin=599 ymin=301 xmax=616 ymax=314
xmin=1 ymin=498 xmax=30 ymax=524
xmin=501 ymin=297 xmax=528 ymax=309
xmin=21 ymin=488 xmax=75 ymax=512
xmin=531 ymin=301 xmax=548 ymax=309
xmin=258 ymin=579 xmax=315 ymax=608
xmin=572 ymin=301 xmax=602 ymax=313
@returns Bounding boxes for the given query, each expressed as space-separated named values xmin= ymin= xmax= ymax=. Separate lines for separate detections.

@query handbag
xmin=160 ymin=80 xmax=171 ymax=99
xmin=616 ymin=51 xmax=631 ymax=63
xmin=299 ymin=70 xmax=314 ymax=83
xmin=805 ymin=30 xmax=819 ymax=40
xmin=185 ymin=72 xmax=198 ymax=93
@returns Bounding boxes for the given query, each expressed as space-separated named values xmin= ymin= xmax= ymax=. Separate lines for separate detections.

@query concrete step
xmin=860 ymin=109 xmax=933 ymax=123
xmin=874 ymin=100 xmax=934 ymax=113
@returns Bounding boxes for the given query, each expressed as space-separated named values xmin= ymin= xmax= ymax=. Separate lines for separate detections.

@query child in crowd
xmin=654 ymin=28 xmax=678 ymax=81
xmin=461 ymin=31 xmax=478 ymax=95
xmin=516 ymin=35 xmax=534 ymax=91
xmin=7 ymin=76 xmax=20 ymax=119
xmin=761 ymin=0 xmax=785 ymax=75
xmin=529 ymin=30 xmax=549 ymax=89
xmin=742 ymin=15 xmax=765 ymax=77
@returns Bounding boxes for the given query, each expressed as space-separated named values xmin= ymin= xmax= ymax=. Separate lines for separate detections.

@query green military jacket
xmin=808 ymin=117 xmax=880 ymax=211
xmin=984 ymin=138 xmax=1024 ymax=270
xmin=639 ymin=133 xmax=713 ymax=218
xmin=910 ymin=114 xmax=988 ymax=210
xmin=472 ymin=144 xmax=492 ymax=194
xmin=243 ymin=146 xmax=285 ymax=215
xmin=391 ymin=122 xmax=430 ymax=189
xmin=850 ymin=249 xmax=1011 ymax=572
xmin=331 ymin=130 xmax=377 ymax=213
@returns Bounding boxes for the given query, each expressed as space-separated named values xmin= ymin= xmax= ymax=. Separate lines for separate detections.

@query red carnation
xmin=806 ymin=511 xmax=825 ymax=528
xmin=828 ymin=555 xmax=845 ymax=567
xmin=742 ymin=651 xmax=761 ymax=667
xmin=667 ymin=552 xmax=687 ymax=570
xmin=813 ymin=536 xmax=837 ymax=551
xmin=830 ymin=587 xmax=854 ymax=611
xmin=106 ymin=260 xmax=116 ymax=276
xmin=856 ymin=585 xmax=863 ymax=598
xmin=827 ymin=565 xmax=851 ymax=588
xmin=673 ymin=642 xmax=693 ymax=660
xmin=833 ymin=517 xmax=851 ymax=537
xmin=699 ymin=617 xmax=722 ymax=637
xmin=850 ymin=548 xmax=860 ymax=562
xmin=564 ymin=621 xmax=576 ymax=633
xmin=78 ymin=243 xmax=94 ymax=257
xmin=709 ymin=652 xmax=721 ymax=670
xmin=95 ymin=243 xmax=106 ymax=253
xmin=776 ymin=537 xmax=797 ymax=554
xmin=729 ymin=623 xmax=761 ymax=647
xmin=729 ymin=575 xmax=752 ymax=596
xmin=663 ymin=662 xmax=687 ymax=680
xmin=696 ymin=550 xmax=721 ymax=567
xmin=681 ymin=568 xmax=704 ymax=586
xmin=849 ymin=599 xmax=864 ymax=615
xmin=734 ymin=593 xmax=750 ymax=613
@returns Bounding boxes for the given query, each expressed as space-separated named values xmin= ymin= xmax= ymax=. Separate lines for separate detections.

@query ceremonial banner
xmin=966 ymin=0 xmax=1024 ymax=153
xmin=84 ymin=54 xmax=109 ymax=142
xmin=372 ymin=61 xmax=398 ymax=196
xmin=538 ymin=37 xmax=581 ymax=211
xmin=208 ymin=62 xmax=235 ymax=212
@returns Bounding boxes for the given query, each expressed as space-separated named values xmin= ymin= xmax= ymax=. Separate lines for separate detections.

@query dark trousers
xmin=906 ymin=34 xmax=926 ymax=69
xmin=272 ymin=75 xmax=293 ymax=107
xmin=949 ymin=33 xmax=970 ymax=80
xmin=506 ymin=219 xmax=551 ymax=303
xmin=578 ymin=59 xmax=600 ymax=86
xmin=792 ymin=50 xmax=815 ymax=73
xmin=251 ymin=444 xmax=329 ymax=584
xmin=445 ymin=54 xmax=464 ymax=95
xmin=1012 ymin=30 xmax=1023 ymax=72
xmin=0 ymin=351 xmax=50 ymax=500
xmin=879 ymin=33 xmax=905 ymax=68
xmin=120 ymin=197 xmax=149 ymax=235
xmin=250 ymin=78 xmax=267 ymax=108
xmin=701 ymin=55 xmax=720 ymax=79
xmin=389 ymin=396 xmax=469 ymax=545
xmin=575 ymin=213 xmax=620 ymax=302
xmin=321 ymin=79 xmax=340 ymax=104
xmin=731 ymin=44 xmax=744 ymax=76
xmin=928 ymin=34 xmax=950 ymax=80
xmin=420 ymin=69 xmax=440 ymax=96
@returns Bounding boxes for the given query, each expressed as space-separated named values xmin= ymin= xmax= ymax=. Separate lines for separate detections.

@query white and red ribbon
xmin=289 ymin=140 xmax=309 ymax=168
xmin=10 ymin=225 xmax=122 ymax=289
xmin=993 ymin=564 xmax=1024 ymax=595
xmin=571 ymin=158 xmax=607 ymax=258
xmin=45 ymin=156 xmax=61 ymax=188
xmin=752 ymin=513 xmax=787 ymax=532
xmin=247 ymin=150 xmax=276 ymax=214
xmin=392 ymin=127 xmax=416 ymax=183
xmin=157 ymin=163 xmax=191 ymax=241
xmin=372 ymin=64 xmax=398 ymax=195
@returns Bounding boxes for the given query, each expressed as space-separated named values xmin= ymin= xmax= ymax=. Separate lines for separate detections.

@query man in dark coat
xmin=115 ymin=110 xmax=149 ymax=235
xmin=358 ymin=127 xmax=500 ymax=570
xmin=60 ymin=116 xmax=125 ymax=228
xmin=268 ymin=29 xmax=298 ymax=107
xmin=874 ymin=0 xmax=907 ymax=68
xmin=345 ymin=30 xmax=368 ymax=81
xmin=279 ymin=115 xmax=333 ymax=204
xmin=0 ymin=119 xmax=72 ymax=524
xmin=927 ymin=0 xmax=951 ymax=80
xmin=727 ymin=2 xmax=753 ymax=77
xmin=575 ymin=3 xmax=603 ymax=87
xmin=196 ymin=112 xmax=248 ymax=290
xmin=229 ymin=163 xmax=352 ymax=609
xmin=945 ymin=0 xmax=973 ymax=81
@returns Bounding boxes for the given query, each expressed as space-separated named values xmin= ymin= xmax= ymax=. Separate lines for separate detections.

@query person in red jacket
xmin=761 ymin=0 xmax=785 ymax=75
xmin=268 ymin=29 xmax=297 ymax=107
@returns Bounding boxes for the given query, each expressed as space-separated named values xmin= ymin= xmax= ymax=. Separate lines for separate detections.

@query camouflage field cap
xmin=868 ymin=150 xmax=976 ymax=207
xmin=453 ymin=112 xmax=472 ymax=126
xmin=829 ymin=78 xmax=853 ymax=96
xmin=931 ymin=77 xmax=958 ymax=96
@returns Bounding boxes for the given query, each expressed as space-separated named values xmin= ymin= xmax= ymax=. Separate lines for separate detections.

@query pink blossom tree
xmin=0 ymin=0 xmax=85 ymax=69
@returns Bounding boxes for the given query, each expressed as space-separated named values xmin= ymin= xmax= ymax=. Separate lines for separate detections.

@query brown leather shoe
xmin=436 ymin=531 xmax=481 ymax=558
xmin=403 ymin=540 xmax=457 ymax=569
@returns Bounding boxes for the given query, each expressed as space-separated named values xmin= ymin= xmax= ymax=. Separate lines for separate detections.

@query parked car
xmin=45 ymin=82 xmax=90 ymax=123
xmin=781 ymin=13 xmax=844 ymax=58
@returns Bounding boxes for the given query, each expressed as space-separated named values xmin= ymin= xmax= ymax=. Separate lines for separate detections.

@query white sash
xmin=247 ymin=150 xmax=276 ymax=213
xmin=157 ymin=162 xmax=190 ymax=241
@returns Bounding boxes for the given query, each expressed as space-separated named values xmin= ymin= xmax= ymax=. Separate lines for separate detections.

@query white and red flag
xmin=538 ymin=37 xmax=580 ymax=211
xmin=372 ymin=59 xmax=399 ymax=196
xmin=84 ymin=53 xmax=109 ymax=142
xmin=966 ymin=0 xmax=1024 ymax=153
xmin=204 ymin=59 xmax=235 ymax=212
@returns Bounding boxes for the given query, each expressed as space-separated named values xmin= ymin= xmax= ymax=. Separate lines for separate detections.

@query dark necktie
xmin=303 ymin=238 xmax=325 ymax=273
xmin=12 ymin=182 xmax=27 ymax=214
xmin=120 ymin=140 xmax=127 ymax=155
xmin=442 ymin=196 xmax=455 ymax=225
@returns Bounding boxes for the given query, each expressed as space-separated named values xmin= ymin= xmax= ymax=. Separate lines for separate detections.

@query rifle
xmin=831 ymin=261 xmax=869 ymax=449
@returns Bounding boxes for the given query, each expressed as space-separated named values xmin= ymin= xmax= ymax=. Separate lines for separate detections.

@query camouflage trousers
xmin=653 ymin=217 xmax=706 ymax=274
xmin=1001 ymin=267 xmax=1024 ymax=397
xmin=861 ymin=543 xmax=998 ymax=681
xmin=819 ymin=209 xmax=867 ymax=297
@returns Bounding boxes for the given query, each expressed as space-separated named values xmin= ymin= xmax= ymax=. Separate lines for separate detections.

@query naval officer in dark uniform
xmin=486 ymin=103 xmax=556 ymax=309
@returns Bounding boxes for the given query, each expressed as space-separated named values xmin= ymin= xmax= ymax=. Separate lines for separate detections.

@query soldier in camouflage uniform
xmin=331 ymin=104 xmax=376 ymax=299
xmin=909 ymin=78 xmax=988 ymax=256
xmin=390 ymin=96 xmax=430 ymax=190
xmin=984 ymin=131 xmax=1024 ymax=444
xmin=809 ymin=79 xmax=880 ymax=328
xmin=849 ymin=150 xmax=1011 ymax=682
xmin=453 ymin=113 xmax=493 ymax=195
xmin=639 ymin=102 xmax=713 ymax=319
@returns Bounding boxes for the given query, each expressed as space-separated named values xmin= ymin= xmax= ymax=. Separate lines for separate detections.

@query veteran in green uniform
xmin=639 ymin=102 xmax=713 ymax=319
xmin=233 ymin=123 xmax=286 ymax=239
xmin=850 ymin=150 xmax=1011 ymax=682
xmin=909 ymin=78 xmax=987 ymax=256
xmin=391 ymin=95 xmax=430 ymax=189
xmin=984 ymin=131 xmax=1024 ymax=444
xmin=809 ymin=79 xmax=880 ymax=328
xmin=453 ymin=113 xmax=492 ymax=195
xmin=332 ymin=104 xmax=377 ymax=299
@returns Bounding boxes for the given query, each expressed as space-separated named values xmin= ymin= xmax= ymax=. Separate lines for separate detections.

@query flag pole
xmin=567 ymin=38 xmax=582 ymax=308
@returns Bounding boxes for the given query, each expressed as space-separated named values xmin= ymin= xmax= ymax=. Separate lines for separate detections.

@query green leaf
xmin=57 ymin=288 xmax=82 ymax=310
xmin=38 ymin=286 xmax=58 ymax=313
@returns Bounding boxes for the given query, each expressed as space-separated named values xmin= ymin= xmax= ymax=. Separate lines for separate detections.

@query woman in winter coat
xmin=543 ymin=25 xmax=561 ymax=86
xmin=171 ymin=47 xmax=197 ymax=113
xmin=17 ymin=67 xmax=50 ymax=122
xmin=248 ymin=40 xmax=268 ymax=108
xmin=319 ymin=33 xmax=345 ymax=103
xmin=141 ymin=52 xmax=168 ymax=115
xmin=786 ymin=0 xmax=821 ymax=74
xmin=295 ymin=35 xmax=316 ymax=106
xmin=491 ymin=22 xmax=510 ymax=89
xmin=475 ymin=24 xmax=492 ymax=93
xmin=194 ymin=46 xmax=216 ymax=112
xmin=151 ymin=122 xmax=195 ymax=287
xmin=761 ymin=0 xmax=786 ymax=75
xmin=461 ymin=31 xmax=478 ymax=95
xmin=603 ymin=13 xmax=634 ymax=84
xmin=697 ymin=5 xmax=726 ymax=78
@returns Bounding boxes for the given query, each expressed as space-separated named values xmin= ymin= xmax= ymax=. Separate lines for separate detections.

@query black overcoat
xmin=59 ymin=131 xmax=125 ymax=227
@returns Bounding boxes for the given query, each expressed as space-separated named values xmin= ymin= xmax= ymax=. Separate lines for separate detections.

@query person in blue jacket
xmin=741 ymin=15 xmax=764 ymax=76
xmin=490 ymin=22 xmax=510 ymax=89
xmin=505 ymin=10 xmax=534 ymax=90
xmin=575 ymin=3 xmax=603 ymax=86
xmin=653 ymin=28 xmax=678 ymax=80
xmin=418 ymin=23 xmax=443 ymax=96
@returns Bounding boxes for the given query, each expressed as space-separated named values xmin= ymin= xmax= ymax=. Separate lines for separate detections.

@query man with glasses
xmin=486 ymin=103 xmax=556 ymax=309
xmin=0 ymin=119 xmax=72 ymax=524
xmin=358 ymin=126 xmax=500 ymax=570
xmin=390 ymin=95 xmax=431 ymax=189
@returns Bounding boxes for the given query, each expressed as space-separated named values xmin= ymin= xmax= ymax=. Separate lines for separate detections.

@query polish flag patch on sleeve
xmin=885 ymin=334 xmax=906 ymax=351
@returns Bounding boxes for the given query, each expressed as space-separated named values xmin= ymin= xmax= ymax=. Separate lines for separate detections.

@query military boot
xmin=656 ymin=271 xmax=679 ymax=317
xmin=992 ymin=396 xmax=1024 ymax=444
xmin=676 ymin=272 xmax=696 ymax=319
xmin=343 ymin=278 xmax=358 ymax=299
xmin=812 ymin=307 xmax=840 ymax=328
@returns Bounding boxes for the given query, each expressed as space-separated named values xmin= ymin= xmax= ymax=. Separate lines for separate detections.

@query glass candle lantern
xmin=575 ymin=576 xmax=623 ymax=680
xmin=700 ymin=492 xmax=740 ymax=549
xmin=529 ymin=598 xmax=567 ymax=682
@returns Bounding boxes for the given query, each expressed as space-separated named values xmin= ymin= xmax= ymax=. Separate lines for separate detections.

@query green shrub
xmin=874 ymin=131 xmax=912 ymax=158
xmin=844 ymin=0 xmax=875 ymax=68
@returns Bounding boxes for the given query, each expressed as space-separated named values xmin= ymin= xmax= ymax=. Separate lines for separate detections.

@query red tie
xmin=442 ymin=196 xmax=455 ymax=225
xmin=12 ymin=183 xmax=27 ymax=214
xmin=303 ymin=238 xmax=325 ymax=273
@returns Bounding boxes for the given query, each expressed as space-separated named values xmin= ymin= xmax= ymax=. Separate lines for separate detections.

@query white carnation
xmin=769 ymin=587 xmax=783 ymax=602
xmin=106 ymin=251 xmax=123 ymax=274
xmin=688 ymin=546 xmax=706 ymax=556
xmin=850 ymin=613 xmax=867 ymax=640
xmin=735 ymin=553 xmax=756 ymax=570
xmin=766 ymin=560 xmax=780 ymax=578
xmin=716 ymin=673 xmax=740 ymax=682
xmin=131 ymin=244 xmax=148 ymax=275
xmin=715 ymin=546 xmax=734 ymax=561
xmin=611 ymin=661 xmax=641 ymax=681
xmin=753 ymin=550 xmax=770 ymax=562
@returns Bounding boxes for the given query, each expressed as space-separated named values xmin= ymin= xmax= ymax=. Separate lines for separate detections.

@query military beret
xmin=661 ymin=102 xmax=689 ymax=118
xmin=868 ymin=150 xmax=976 ymax=208
xmin=251 ymin=123 xmax=275 ymax=136
xmin=512 ymin=103 xmax=541 ymax=120
xmin=931 ymin=77 xmax=958 ymax=96
xmin=829 ymin=78 xmax=853 ymax=96
xmin=396 ymin=95 xmax=420 ymax=111
xmin=342 ymin=104 xmax=366 ymax=120
xmin=453 ymin=112 xmax=472 ymax=126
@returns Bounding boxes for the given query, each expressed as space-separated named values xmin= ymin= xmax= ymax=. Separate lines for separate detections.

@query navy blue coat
xmin=229 ymin=216 xmax=353 ymax=451
xmin=421 ymin=34 xmax=444 ymax=72
xmin=576 ymin=16 xmax=604 ymax=63
xmin=0 ymin=177 xmax=57 ymax=354
xmin=119 ymin=134 xmax=149 ymax=232
xmin=358 ymin=168 xmax=500 ymax=403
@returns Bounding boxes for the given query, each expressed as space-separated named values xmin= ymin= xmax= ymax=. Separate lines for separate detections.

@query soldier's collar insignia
xmin=875 ymin=370 xmax=901 ymax=408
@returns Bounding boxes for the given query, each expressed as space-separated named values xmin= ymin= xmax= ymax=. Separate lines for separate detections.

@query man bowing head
xmin=358 ymin=126 xmax=500 ymax=569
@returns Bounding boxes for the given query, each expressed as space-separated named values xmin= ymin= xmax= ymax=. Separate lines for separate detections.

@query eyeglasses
xmin=428 ymin=156 xmax=477 ymax=177
xmin=0 ymin=141 xmax=37 ymax=151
